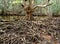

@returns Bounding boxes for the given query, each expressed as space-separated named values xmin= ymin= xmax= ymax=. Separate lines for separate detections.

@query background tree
xmin=21 ymin=0 xmax=53 ymax=20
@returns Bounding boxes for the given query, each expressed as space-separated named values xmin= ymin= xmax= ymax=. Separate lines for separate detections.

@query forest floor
xmin=0 ymin=16 xmax=60 ymax=44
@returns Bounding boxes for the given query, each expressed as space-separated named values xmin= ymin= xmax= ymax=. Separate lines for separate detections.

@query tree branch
xmin=33 ymin=2 xmax=53 ymax=9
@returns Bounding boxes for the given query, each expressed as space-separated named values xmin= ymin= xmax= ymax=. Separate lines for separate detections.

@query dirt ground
xmin=0 ymin=17 xmax=60 ymax=44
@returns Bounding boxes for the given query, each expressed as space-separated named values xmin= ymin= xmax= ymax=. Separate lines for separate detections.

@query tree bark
xmin=25 ymin=6 xmax=34 ymax=20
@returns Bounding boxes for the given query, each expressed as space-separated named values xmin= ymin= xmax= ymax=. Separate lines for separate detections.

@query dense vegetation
xmin=0 ymin=0 xmax=60 ymax=21
xmin=0 ymin=0 xmax=60 ymax=15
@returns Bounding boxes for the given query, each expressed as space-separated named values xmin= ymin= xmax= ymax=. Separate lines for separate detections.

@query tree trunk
xmin=25 ymin=6 xmax=34 ymax=20
xmin=25 ymin=12 xmax=33 ymax=20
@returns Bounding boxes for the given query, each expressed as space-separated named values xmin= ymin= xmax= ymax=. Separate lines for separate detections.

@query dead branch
xmin=33 ymin=2 xmax=53 ymax=10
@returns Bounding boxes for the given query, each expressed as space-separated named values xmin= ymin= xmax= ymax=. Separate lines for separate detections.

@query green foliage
xmin=47 ymin=0 xmax=60 ymax=15
xmin=35 ymin=0 xmax=60 ymax=15
xmin=0 ymin=0 xmax=60 ymax=15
